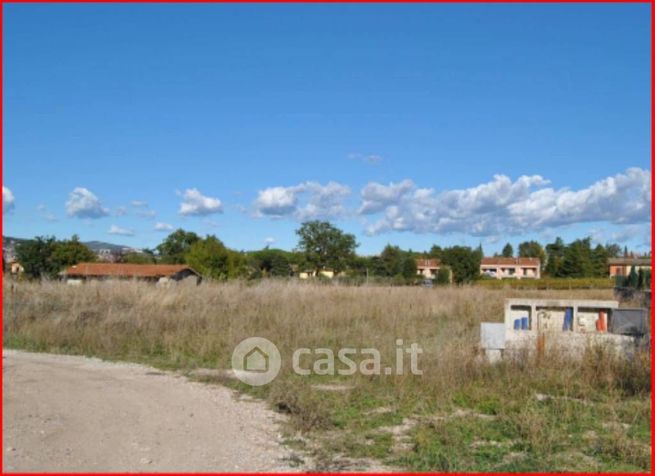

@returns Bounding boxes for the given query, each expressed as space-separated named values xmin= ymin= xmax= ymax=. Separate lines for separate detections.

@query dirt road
xmin=2 ymin=349 xmax=300 ymax=472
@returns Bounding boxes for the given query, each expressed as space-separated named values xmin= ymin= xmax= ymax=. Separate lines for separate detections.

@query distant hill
xmin=3 ymin=236 xmax=130 ymax=252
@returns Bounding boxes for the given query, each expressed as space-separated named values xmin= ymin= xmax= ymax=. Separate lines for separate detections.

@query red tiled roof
xmin=63 ymin=263 xmax=199 ymax=278
xmin=415 ymin=258 xmax=441 ymax=268
xmin=481 ymin=257 xmax=540 ymax=266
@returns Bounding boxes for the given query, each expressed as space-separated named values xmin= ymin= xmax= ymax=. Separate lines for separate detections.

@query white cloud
xmin=254 ymin=187 xmax=297 ymax=216
xmin=360 ymin=168 xmax=651 ymax=237
xmin=359 ymin=179 xmax=415 ymax=215
xmin=108 ymin=225 xmax=134 ymax=236
xmin=3 ymin=186 xmax=15 ymax=213
xmin=508 ymin=167 xmax=650 ymax=228
xmin=264 ymin=237 xmax=275 ymax=246
xmin=131 ymin=200 xmax=148 ymax=207
xmin=254 ymin=181 xmax=351 ymax=221
xmin=154 ymin=222 xmax=174 ymax=232
xmin=178 ymin=188 xmax=223 ymax=216
xmin=66 ymin=187 xmax=109 ymax=219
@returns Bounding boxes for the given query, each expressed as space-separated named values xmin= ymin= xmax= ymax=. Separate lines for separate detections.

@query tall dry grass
xmin=3 ymin=280 xmax=650 ymax=471
xmin=2 ymin=279 xmax=616 ymax=375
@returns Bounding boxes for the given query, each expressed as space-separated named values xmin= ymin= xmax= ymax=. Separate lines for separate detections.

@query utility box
xmin=610 ymin=308 xmax=648 ymax=336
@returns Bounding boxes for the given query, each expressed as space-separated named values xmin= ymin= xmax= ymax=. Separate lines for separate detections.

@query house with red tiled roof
xmin=608 ymin=257 xmax=651 ymax=278
xmin=61 ymin=263 xmax=201 ymax=285
xmin=415 ymin=258 xmax=441 ymax=278
xmin=480 ymin=257 xmax=541 ymax=280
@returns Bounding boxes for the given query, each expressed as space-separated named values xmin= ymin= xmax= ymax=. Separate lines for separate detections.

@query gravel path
xmin=2 ymin=349 xmax=301 ymax=472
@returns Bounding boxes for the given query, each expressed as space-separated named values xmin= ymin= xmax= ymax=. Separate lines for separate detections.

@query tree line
xmin=8 ymin=221 xmax=648 ymax=283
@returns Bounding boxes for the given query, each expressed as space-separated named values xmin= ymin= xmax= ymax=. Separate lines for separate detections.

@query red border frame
xmin=0 ymin=1 xmax=652 ymax=475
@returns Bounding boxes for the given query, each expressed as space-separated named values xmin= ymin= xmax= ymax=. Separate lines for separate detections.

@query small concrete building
xmin=480 ymin=257 xmax=541 ymax=280
xmin=480 ymin=298 xmax=643 ymax=363
xmin=608 ymin=257 xmax=651 ymax=278
xmin=62 ymin=263 xmax=201 ymax=285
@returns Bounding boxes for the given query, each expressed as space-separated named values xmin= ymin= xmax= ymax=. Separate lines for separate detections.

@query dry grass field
xmin=3 ymin=280 xmax=651 ymax=472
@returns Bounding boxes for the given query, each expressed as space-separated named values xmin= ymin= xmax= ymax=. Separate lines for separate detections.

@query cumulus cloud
xmin=3 ymin=186 xmax=15 ymax=213
xmin=255 ymin=186 xmax=298 ymax=216
xmin=108 ymin=225 xmax=134 ymax=236
xmin=254 ymin=181 xmax=351 ymax=220
xmin=66 ymin=187 xmax=109 ymax=219
xmin=359 ymin=179 xmax=415 ymax=215
xmin=154 ymin=222 xmax=174 ymax=231
xmin=131 ymin=200 xmax=148 ymax=207
xmin=178 ymin=188 xmax=223 ymax=216
xmin=264 ymin=237 xmax=275 ymax=246
xmin=360 ymin=168 xmax=651 ymax=237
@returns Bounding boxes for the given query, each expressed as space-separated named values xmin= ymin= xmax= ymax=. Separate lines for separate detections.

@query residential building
xmin=61 ymin=263 xmax=201 ymax=285
xmin=480 ymin=257 xmax=541 ymax=280
xmin=608 ymin=257 xmax=651 ymax=278
xmin=297 ymin=269 xmax=338 ymax=279
xmin=415 ymin=258 xmax=441 ymax=278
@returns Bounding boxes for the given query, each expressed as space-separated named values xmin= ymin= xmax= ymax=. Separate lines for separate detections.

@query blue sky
xmin=2 ymin=4 xmax=651 ymax=255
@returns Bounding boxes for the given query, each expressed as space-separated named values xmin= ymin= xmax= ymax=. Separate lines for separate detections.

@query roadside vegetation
xmin=3 ymin=280 xmax=650 ymax=472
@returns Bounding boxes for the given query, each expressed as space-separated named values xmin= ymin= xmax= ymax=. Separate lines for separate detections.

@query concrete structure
xmin=480 ymin=298 xmax=641 ymax=362
xmin=480 ymin=257 xmax=541 ymax=279
xmin=608 ymin=257 xmax=651 ymax=278
xmin=61 ymin=263 xmax=201 ymax=284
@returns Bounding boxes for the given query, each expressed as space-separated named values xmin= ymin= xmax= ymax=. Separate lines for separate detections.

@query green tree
xmin=626 ymin=266 xmax=639 ymax=288
xmin=401 ymin=255 xmax=417 ymax=279
xmin=501 ymin=243 xmax=514 ymax=258
xmin=605 ymin=243 xmax=622 ymax=258
xmin=518 ymin=240 xmax=546 ymax=270
xmin=15 ymin=236 xmax=59 ymax=279
xmin=590 ymin=244 xmax=609 ymax=278
xmin=428 ymin=245 xmax=443 ymax=260
xmin=441 ymin=246 xmax=481 ymax=284
xmin=380 ymin=245 xmax=404 ymax=276
xmin=545 ymin=237 xmax=566 ymax=276
xmin=251 ymin=248 xmax=291 ymax=277
xmin=295 ymin=221 xmax=357 ymax=274
xmin=560 ymin=238 xmax=593 ymax=278
xmin=435 ymin=266 xmax=452 ymax=285
xmin=184 ymin=235 xmax=236 ymax=280
xmin=637 ymin=268 xmax=645 ymax=290
xmin=157 ymin=229 xmax=200 ymax=264
xmin=51 ymin=235 xmax=96 ymax=269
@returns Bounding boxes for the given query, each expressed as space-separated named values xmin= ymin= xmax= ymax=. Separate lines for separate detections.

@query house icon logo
xmin=231 ymin=337 xmax=281 ymax=386
xmin=243 ymin=346 xmax=268 ymax=373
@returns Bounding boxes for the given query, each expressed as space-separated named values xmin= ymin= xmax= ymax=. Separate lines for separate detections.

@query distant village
xmin=2 ymin=220 xmax=652 ymax=287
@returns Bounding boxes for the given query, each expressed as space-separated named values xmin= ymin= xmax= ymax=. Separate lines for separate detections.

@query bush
xmin=474 ymin=277 xmax=614 ymax=290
